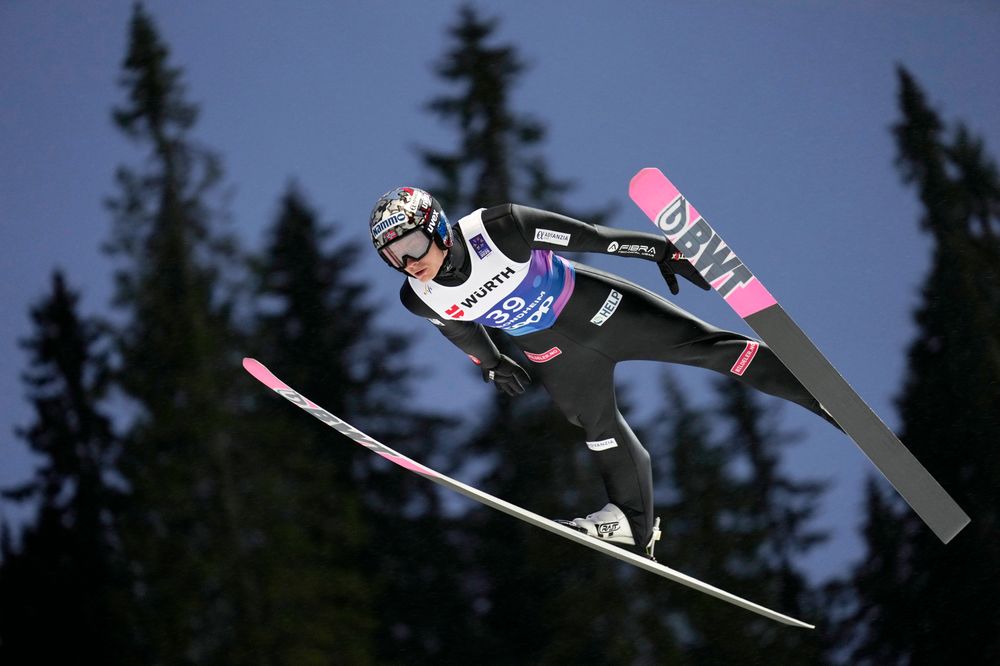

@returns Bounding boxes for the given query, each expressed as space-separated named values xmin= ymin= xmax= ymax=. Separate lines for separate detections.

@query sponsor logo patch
xmin=534 ymin=228 xmax=571 ymax=246
xmin=372 ymin=212 xmax=407 ymax=238
xmin=597 ymin=522 xmax=620 ymax=534
xmin=469 ymin=233 xmax=492 ymax=259
xmin=524 ymin=346 xmax=562 ymax=363
xmin=459 ymin=267 xmax=517 ymax=309
xmin=586 ymin=437 xmax=618 ymax=451
xmin=656 ymin=195 xmax=755 ymax=298
xmin=730 ymin=340 xmax=760 ymax=376
xmin=590 ymin=289 xmax=622 ymax=326
xmin=611 ymin=242 xmax=657 ymax=258
xmin=467 ymin=355 xmax=481 ymax=365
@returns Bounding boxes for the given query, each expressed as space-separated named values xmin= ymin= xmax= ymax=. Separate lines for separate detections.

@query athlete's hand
xmin=658 ymin=244 xmax=711 ymax=295
xmin=481 ymin=355 xmax=531 ymax=396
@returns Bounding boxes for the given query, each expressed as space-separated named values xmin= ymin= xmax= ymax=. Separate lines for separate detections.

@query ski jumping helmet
xmin=370 ymin=187 xmax=452 ymax=271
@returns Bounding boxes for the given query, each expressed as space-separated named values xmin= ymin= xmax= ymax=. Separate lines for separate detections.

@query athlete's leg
xmin=516 ymin=331 xmax=656 ymax=545
xmin=566 ymin=266 xmax=838 ymax=428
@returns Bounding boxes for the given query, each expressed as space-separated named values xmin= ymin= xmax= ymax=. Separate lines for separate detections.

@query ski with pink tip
xmin=243 ymin=357 xmax=814 ymax=628
xmin=629 ymin=167 xmax=969 ymax=544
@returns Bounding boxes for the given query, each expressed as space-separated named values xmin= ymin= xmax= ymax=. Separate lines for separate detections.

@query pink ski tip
xmin=629 ymin=168 xmax=679 ymax=222
xmin=243 ymin=357 xmax=288 ymax=391
xmin=629 ymin=167 xmax=663 ymax=189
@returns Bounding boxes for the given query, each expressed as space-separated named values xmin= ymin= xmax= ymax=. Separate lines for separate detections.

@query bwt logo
xmin=657 ymin=196 xmax=755 ymax=298
xmin=656 ymin=196 xmax=689 ymax=236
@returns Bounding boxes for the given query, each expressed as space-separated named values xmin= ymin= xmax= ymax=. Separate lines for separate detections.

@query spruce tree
xmin=638 ymin=371 xmax=759 ymax=662
xmin=625 ymin=374 xmax=833 ymax=663
xmin=414 ymin=6 xmax=628 ymax=662
xmin=0 ymin=272 xmax=135 ymax=662
xmin=422 ymin=5 xmax=610 ymax=222
xmin=242 ymin=184 xmax=376 ymax=663
xmin=713 ymin=379 xmax=829 ymax=661
xmin=842 ymin=67 xmax=1000 ymax=664
xmin=247 ymin=184 xmax=461 ymax=663
xmin=104 ymin=6 xmax=261 ymax=662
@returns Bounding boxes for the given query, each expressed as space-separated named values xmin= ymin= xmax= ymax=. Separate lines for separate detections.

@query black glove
xmin=481 ymin=355 xmax=531 ymax=396
xmin=657 ymin=243 xmax=712 ymax=295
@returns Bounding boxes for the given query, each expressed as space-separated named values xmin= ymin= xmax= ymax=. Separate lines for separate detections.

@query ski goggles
xmin=379 ymin=228 xmax=434 ymax=270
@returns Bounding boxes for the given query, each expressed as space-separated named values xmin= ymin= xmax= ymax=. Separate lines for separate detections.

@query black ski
xmin=630 ymin=167 xmax=969 ymax=544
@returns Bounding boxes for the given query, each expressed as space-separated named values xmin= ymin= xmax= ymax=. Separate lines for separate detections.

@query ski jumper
xmin=399 ymin=204 xmax=832 ymax=544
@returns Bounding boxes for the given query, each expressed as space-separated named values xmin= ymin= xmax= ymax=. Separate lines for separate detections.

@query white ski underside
xmin=243 ymin=357 xmax=814 ymax=630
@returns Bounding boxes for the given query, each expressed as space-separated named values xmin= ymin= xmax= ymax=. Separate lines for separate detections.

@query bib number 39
xmin=489 ymin=295 xmax=555 ymax=331
xmin=484 ymin=297 xmax=527 ymax=325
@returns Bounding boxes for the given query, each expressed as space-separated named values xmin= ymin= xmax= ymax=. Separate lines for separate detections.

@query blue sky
xmin=2 ymin=1 xmax=998 ymax=583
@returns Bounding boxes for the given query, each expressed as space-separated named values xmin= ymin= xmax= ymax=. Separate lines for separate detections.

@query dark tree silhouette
xmin=841 ymin=66 xmax=1000 ymax=665
xmin=103 ymin=6 xmax=262 ymax=661
xmin=0 ymin=272 xmax=135 ymax=662
xmin=412 ymin=6 xmax=634 ymax=662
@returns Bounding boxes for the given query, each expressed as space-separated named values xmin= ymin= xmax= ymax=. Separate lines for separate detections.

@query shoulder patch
xmin=469 ymin=233 xmax=492 ymax=259
xmin=534 ymin=228 xmax=571 ymax=246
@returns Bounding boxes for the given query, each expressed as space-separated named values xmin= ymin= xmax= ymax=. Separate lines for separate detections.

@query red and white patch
xmin=468 ymin=355 xmax=481 ymax=365
xmin=730 ymin=341 xmax=760 ymax=376
xmin=524 ymin=347 xmax=562 ymax=363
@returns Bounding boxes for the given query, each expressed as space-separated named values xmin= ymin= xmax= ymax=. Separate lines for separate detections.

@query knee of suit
xmin=566 ymin=413 xmax=583 ymax=428
xmin=561 ymin=411 xmax=631 ymax=443
xmin=550 ymin=397 xmax=586 ymax=429
xmin=574 ymin=406 xmax=618 ymax=440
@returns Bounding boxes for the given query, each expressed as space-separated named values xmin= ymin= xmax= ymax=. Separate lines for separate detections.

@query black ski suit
xmin=399 ymin=204 xmax=833 ymax=546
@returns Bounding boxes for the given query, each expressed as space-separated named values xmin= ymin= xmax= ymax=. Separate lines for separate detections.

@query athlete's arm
xmin=482 ymin=204 xmax=710 ymax=294
xmin=399 ymin=283 xmax=503 ymax=368
xmin=484 ymin=203 xmax=670 ymax=262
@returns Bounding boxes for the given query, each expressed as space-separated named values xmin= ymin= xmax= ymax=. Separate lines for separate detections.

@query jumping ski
xmin=243 ymin=357 xmax=814 ymax=629
xmin=629 ymin=167 xmax=970 ymax=544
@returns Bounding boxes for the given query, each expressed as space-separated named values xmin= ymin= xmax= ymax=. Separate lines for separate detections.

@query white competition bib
xmin=409 ymin=209 xmax=576 ymax=335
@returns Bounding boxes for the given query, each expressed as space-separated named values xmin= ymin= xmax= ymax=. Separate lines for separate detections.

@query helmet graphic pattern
xmin=370 ymin=187 xmax=451 ymax=252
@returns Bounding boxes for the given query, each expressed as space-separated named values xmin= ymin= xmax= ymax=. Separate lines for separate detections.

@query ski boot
xmin=557 ymin=503 xmax=662 ymax=560
xmin=556 ymin=502 xmax=634 ymax=545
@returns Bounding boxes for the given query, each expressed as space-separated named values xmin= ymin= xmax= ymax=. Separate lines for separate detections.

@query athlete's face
xmin=403 ymin=242 xmax=446 ymax=282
